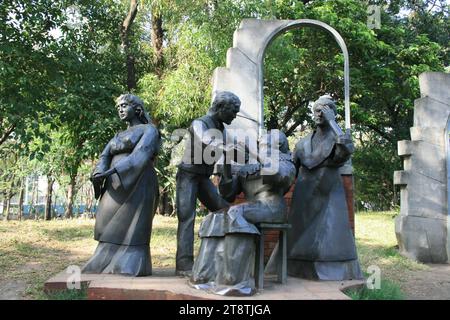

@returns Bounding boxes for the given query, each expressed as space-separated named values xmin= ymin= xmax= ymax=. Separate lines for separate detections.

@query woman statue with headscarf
xmin=82 ymin=94 xmax=160 ymax=276
xmin=270 ymin=95 xmax=362 ymax=280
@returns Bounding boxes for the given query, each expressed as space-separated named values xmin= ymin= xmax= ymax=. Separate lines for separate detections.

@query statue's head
xmin=312 ymin=95 xmax=336 ymax=126
xmin=259 ymin=129 xmax=290 ymax=154
xmin=209 ymin=91 xmax=241 ymax=125
xmin=116 ymin=94 xmax=149 ymax=124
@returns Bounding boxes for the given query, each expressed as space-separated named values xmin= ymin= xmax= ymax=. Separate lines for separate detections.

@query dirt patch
xmin=0 ymin=280 xmax=28 ymax=300
xmin=401 ymin=264 xmax=450 ymax=300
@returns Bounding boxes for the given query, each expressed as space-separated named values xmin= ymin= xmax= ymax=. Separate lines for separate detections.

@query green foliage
xmin=45 ymin=287 xmax=88 ymax=300
xmin=1 ymin=0 xmax=448 ymax=212
xmin=346 ymin=279 xmax=404 ymax=300
xmin=353 ymin=133 xmax=401 ymax=210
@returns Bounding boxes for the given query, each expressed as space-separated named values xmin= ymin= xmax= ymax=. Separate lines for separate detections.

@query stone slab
xmin=410 ymin=126 xmax=445 ymax=147
xmin=398 ymin=140 xmax=413 ymax=157
xmin=419 ymin=72 xmax=450 ymax=102
xmin=397 ymin=171 xmax=447 ymax=220
xmin=395 ymin=215 xmax=448 ymax=263
xmin=397 ymin=140 xmax=446 ymax=183
xmin=414 ymin=97 xmax=450 ymax=129
xmin=45 ymin=268 xmax=364 ymax=300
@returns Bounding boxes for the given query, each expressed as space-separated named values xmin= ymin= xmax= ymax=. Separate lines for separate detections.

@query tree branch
xmin=285 ymin=118 xmax=305 ymax=137
xmin=121 ymin=0 xmax=139 ymax=91
xmin=365 ymin=123 xmax=394 ymax=144
xmin=280 ymin=99 xmax=310 ymax=129
xmin=151 ymin=9 xmax=164 ymax=77
xmin=0 ymin=124 xmax=16 ymax=146
xmin=122 ymin=0 xmax=139 ymax=37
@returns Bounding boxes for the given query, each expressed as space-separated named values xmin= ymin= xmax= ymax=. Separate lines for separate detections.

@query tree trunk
xmin=18 ymin=179 xmax=24 ymax=221
xmin=29 ymin=176 xmax=37 ymax=219
xmin=1 ymin=195 xmax=6 ymax=219
xmin=151 ymin=10 xmax=164 ymax=77
xmin=3 ymin=189 xmax=12 ymax=221
xmin=267 ymin=102 xmax=279 ymax=130
xmin=86 ymin=185 xmax=93 ymax=213
xmin=45 ymin=176 xmax=55 ymax=221
xmin=65 ymin=174 xmax=77 ymax=219
xmin=121 ymin=0 xmax=139 ymax=91
xmin=158 ymin=190 xmax=173 ymax=216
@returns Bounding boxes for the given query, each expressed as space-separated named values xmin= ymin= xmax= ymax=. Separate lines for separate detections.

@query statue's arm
xmin=292 ymin=143 xmax=302 ymax=177
xmin=92 ymin=141 xmax=113 ymax=176
xmin=332 ymin=129 xmax=354 ymax=164
xmin=321 ymin=106 xmax=354 ymax=164
xmin=90 ymin=141 xmax=114 ymax=199
xmin=218 ymin=171 xmax=241 ymax=203
xmin=114 ymin=125 xmax=161 ymax=190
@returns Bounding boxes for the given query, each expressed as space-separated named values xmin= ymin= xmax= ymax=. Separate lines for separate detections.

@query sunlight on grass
xmin=150 ymin=214 xmax=202 ymax=268
xmin=354 ymin=211 xmax=428 ymax=299
xmin=345 ymin=278 xmax=405 ymax=300
xmin=0 ymin=215 xmax=203 ymax=299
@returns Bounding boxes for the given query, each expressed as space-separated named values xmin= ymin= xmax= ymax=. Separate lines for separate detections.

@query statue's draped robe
xmin=82 ymin=123 xmax=160 ymax=276
xmin=190 ymin=153 xmax=295 ymax=295
xmin=272 ymin=129 xmax=362 ymax=280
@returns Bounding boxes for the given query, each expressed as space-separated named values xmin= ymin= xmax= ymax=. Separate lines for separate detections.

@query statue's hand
xmin=91 ymin=172 xmax=106 ymax=184
xmin=90 ymin=168 xmax=116 ymax=198
xmin=336 ymin=129 xmax=353 ymax=145
xmin=92 ymin=168 xmax=116 ymax=180
xmin=321 ymin=105 xmax=336 ymax=122
xmin=91 ymin=173 xmax=105 ymax=200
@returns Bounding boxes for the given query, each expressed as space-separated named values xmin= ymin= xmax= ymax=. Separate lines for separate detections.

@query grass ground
xmin=0 ymin=215 xmax=202 ymax=300
xmin=350 ymin=211 xmax=428 ymax=299
xmin=0 ymin=212 xmax=428 ymax=300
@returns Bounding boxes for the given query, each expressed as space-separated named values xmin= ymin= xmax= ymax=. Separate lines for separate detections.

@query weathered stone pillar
xmin=395 ymin=72 xmax=450 ymax=263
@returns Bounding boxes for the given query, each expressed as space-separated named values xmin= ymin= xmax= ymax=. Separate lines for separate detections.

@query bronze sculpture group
xmin=82 ymin=91 xmax=362 ymax=295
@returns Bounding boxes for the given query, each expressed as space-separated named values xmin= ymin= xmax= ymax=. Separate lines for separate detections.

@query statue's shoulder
xmin=196 ymin=115 xmax=216 ymax=129
xmin=295 ymin=132 xmax=313 ymax=150
xmin=138 ymin=123 xmax=160 ymax=139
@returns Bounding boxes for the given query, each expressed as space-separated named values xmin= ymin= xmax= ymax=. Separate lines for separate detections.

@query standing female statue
xmin=272 ymin=95 xmax=362 ymax=281
xmin=82 ymin=94 xmax=160 ymax=276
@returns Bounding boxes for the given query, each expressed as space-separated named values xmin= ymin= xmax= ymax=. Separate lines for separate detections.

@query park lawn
xmin=0 ymin=212 xmax=427 ymax=300
xmin=353 ymin=211 xmax=428 ymax=299
xmin=0 ymin=215 xmax=202 ymax=300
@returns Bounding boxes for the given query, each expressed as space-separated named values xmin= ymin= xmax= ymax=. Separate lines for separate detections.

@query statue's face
xmin=117 ymin=100 xmax=135 ymax=122
xmin=313 ymin=104 xmax=333 ymax=126
xmin=218 ymin=102 xmax=240 ymax=125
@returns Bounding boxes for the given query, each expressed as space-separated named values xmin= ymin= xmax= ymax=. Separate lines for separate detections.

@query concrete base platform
xmin=45 ymin=268 xmax=364 ymax=300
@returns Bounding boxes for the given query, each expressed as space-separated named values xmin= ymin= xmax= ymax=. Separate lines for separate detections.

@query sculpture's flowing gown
xmin=278 ymin=129 xmax=362 ymax=280
xmin=82 ymin=123 xmax=160 ymax=276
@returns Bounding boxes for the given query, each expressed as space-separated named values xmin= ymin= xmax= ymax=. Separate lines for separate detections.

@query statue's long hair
xmin=116 ymin=94 xmax=151 ymax=124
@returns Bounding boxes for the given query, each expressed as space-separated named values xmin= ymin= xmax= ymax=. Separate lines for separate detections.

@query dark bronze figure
xmin=175 ymin=91 xmax=241 ymax=276
xmin=268 ymin=95 xmax=362 ymax=280
xmin=190 ymin=130 xmax=296 ymax=295
xmin=82 ymin=94 xmax=160 ymax=276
